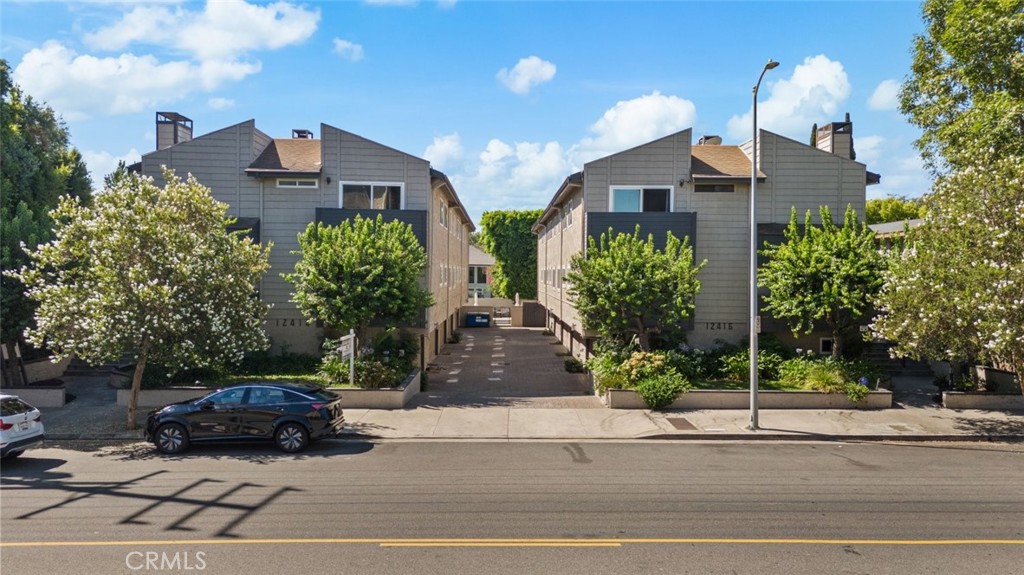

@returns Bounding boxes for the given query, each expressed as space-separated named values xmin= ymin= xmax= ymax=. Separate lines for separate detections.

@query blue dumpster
xmin=465 ymin=312 xmax=491 ymax=327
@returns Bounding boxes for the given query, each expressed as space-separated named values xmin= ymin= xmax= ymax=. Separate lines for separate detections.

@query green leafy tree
xmin=875 ymin=0 xmax=1024 ymax=391
xmin=566 ymin=227 xmax=705 ymax=351
xmin=1 ymin=59 xmax=93 ymax=345
xmin=104 ymin=160 xmax=132 ymax=189
xmin=479 ymin=209 xmax=543 ymax=299
xmin=900 ymin=0 xmax=1024 ymax=174
xmin=284 ymin=214 xmax=433 ymax=342
xmin=9 ymin=169 xmax=271 ymax=428
xmin=759 ymin=205 xmax=884 ymax=359
xmin=865 ymin=196 xmax=927 ymax=224
xmin=872 ymin=156 xmax=1024 ymax=388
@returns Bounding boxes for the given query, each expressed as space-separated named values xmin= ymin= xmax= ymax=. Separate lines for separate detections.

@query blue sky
xmin=2 ymin=0 xmax=930 ymax=224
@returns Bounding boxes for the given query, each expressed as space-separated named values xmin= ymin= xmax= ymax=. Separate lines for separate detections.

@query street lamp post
xmin=749 ymin=59 xmax=779 ymax=431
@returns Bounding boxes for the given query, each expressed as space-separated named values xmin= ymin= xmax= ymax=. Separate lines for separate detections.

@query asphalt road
xmin=2 ymin=440 xmax=1022 ymax=575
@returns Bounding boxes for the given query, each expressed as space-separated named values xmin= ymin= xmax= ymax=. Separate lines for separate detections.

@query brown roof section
xmin=691 ymin=145 xmax=765 ymax=180
xmin=246 ymin=139 xmax=321 ymax=176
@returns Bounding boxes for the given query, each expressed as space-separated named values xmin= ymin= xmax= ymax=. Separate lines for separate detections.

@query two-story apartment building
xmin=535 ymin=119 xmax=877 ymax=358
xmin=139 ymin=113 xmax=473 ymax=367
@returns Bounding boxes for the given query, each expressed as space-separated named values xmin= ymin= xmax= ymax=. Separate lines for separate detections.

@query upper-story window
xmin=695 ymin=184 xmax=735 ymax=193
xmin=278 ymin=178 xmax=319 ymax=188
xmin=341 ymin=182 xmax=402 ymax=210
xmin=610 ymin=187 xmax=671 ymax=212
xmin=439 ymin=202 xmax=449 ymax=228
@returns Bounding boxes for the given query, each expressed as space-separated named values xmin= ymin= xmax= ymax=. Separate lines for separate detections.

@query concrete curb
xmin=41 ymin=431 xmax=1024 ymax=443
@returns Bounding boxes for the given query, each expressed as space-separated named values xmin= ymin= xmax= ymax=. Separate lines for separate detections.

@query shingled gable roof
xmin=246 ymin=138 xmax=321 ymax=177
xmin=691 ymin=145 xmax=766 ymax=181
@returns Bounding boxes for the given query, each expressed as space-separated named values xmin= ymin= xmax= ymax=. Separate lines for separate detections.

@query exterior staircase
xmin=863 ymin=341 xmax=934 ymax=378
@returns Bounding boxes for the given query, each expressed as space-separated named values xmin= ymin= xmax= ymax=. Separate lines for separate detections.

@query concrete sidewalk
xmin=36 ymin=375 xmax=1024 ymax=443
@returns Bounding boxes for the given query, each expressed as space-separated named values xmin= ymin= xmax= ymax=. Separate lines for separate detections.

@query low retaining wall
xmin=0 ymin=385 xmax=66 ymax=407
xmin=601 ymin=388 xmax=892 ymax=410
xmin=115 ymin=370 xmax=422 ymax=410
xmin=117 ymin=387 xmax=210 ymax=408
xmin=330 ymin=369 xmax=420 ymax=409
xmin=942 ymin=392 xmax=1024 ymax=410
xmin=23 ymin=356 xmax=72 ymax=383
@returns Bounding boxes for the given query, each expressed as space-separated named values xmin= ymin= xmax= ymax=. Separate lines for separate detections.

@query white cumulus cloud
xmin=854 ymin=135 xmax=885 ymax=164
xmin=333 ymin=38 xmax=364 ymax=62
xmin=726 ymin=55 xmax=851 ymax=142
xmin=13 ymin=41 xmax=234 ymax=120
xmin=82 ymin=147 xmax=141 ymax=193
xmin=496 ymin=56 xmax=556 ymax=95
xmin=14 ymin=0 xmax=318 ymax=120
xmin=575 ymin=91 xmax=697 ymax=162
xmin=84 ymin=0 xmax=320 ymax=61
xmin=868 ymin=79 xmax=901 ymax=111
xmin=423 ymin=133 xmax=464 ymax=171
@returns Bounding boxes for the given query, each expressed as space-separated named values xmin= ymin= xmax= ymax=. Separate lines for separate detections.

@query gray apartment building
xmin=535 ymin=119 xmax=877 ymax=358
xmin=139 ymin=113 xmax=473 ymax=367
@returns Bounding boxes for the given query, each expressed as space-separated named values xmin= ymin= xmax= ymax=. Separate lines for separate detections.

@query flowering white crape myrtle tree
xmin=9 ymin=168 xmax=272 ymax=428
xmin=871 ymin=156 xmax=1024 ymax=391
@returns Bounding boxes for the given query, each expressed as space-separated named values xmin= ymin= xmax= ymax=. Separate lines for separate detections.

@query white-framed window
xmin=609 ymin=186 xmax=672 ymax=212
xmin=340 ymin=182 xmax=403 ymax=209
xmin=278 ymin=178 xmax=319 ymax=189
xmin=439 ymin=201 xmax=449 ymax=228
xmin=563 ymin=201 xmax=573 ymax=229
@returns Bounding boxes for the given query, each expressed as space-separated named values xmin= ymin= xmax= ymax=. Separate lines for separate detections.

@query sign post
xmin=337 ymin=329 xmax=356 ymax=387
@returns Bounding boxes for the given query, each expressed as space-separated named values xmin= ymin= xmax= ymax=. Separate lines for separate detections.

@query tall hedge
xmin=479 ymin=209 xmax=543 ymax=300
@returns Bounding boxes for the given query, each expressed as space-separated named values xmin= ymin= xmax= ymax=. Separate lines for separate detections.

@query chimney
xmin=156 ymin=112 xmax=193 ymax=150
xmin=292 ymin=129 xmax=314 ymax=139
xmin=815 ymin=114 xmax=855 ymax=160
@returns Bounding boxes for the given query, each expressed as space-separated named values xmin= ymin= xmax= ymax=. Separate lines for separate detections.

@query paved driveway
xmin=410 ymin=327 xmax=601 ymax=408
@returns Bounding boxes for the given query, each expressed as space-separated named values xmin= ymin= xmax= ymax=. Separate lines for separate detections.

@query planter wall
xmin=600 ymin=388 xmax=892 ymax=410
xmin=330 ymin=369 xmax=420 ymax=409
xmin=117 ymin=387 xmax=209 ymax=408
xmin=974 ymin=366 xmax=1019 ymax=393
xmin=23 ymin=356 xmax=72 ymax=383
xmin=0 ymin=385 xmax=66 ymax=407
xmin=115 ymin=370 xmax=422 ymax=410
xmin=942 ymin=392 xmax=1024 ymax=410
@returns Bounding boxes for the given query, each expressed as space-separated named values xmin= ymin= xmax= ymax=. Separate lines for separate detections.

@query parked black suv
xmin=145 ymin=382 xmax=345 ymax=454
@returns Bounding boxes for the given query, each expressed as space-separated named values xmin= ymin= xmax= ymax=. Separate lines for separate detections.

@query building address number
xmin=704 ymin=322 xmax=735 ymax=331
xmin=271 ymin=318 xmax=305 ymax=327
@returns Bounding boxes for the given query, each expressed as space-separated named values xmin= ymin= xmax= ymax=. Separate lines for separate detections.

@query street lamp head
xmin=765 ymin=59 xmax=780 ymax=71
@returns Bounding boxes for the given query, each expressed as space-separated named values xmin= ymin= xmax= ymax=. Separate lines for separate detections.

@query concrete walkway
xmin=29 ymin=327 xmax=1024 ymax=442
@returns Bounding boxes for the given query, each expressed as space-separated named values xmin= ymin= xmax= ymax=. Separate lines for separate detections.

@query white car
xmin=1 ymin=394 xmax=45 ymax=459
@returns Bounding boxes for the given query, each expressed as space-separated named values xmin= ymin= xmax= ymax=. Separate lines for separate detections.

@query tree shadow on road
xmin=87 ymin=439 xmax=375 ymax=464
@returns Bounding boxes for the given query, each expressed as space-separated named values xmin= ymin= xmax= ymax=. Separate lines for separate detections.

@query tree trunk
xmin=634 ymin=317 xmax=649 ymax=351
xmin=127 ymin=353 xmax=147 ymax=430
xmin=829 ymin=317 xmax=843 ymax=360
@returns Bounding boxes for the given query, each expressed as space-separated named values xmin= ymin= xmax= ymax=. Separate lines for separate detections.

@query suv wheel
xmin=154 ymin=423 xmax=189 ymax=454
xmin=275 ymin=422 xmax=309 ymax=453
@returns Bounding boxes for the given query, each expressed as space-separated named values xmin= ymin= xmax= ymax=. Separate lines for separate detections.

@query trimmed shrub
xmin=635 ymin=373 xmax=690 ymax=410
xmin=564 ymin=357 xmax=587 ymax=373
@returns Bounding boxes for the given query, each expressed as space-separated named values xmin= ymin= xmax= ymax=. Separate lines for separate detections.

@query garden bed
xmin=599 ymin=387 xmax=892 ymax=410
xmin=329 ymin=369 xmax=421 ymax=409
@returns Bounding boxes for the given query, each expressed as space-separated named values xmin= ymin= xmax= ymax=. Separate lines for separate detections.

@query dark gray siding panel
xmin=315 ymin=208 xmax=428 ymax=248
xmin=587 ymin=212 xmax=698 ymax=251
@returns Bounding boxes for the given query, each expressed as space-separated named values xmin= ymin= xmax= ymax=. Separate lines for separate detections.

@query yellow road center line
xmin=2 ymin=538 xmax=1023 ymax=548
